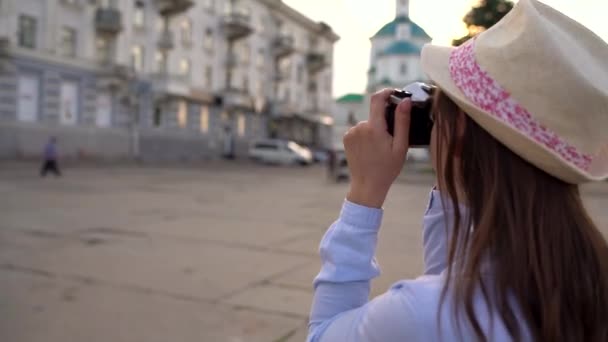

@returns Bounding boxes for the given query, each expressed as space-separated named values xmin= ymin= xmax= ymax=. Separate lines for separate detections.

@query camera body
xmin=385 ymin=82 xmax=435 ymax=147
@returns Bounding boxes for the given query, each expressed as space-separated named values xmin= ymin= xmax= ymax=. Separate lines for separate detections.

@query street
xmin=1 ymin=162 xmax=607 ymax=342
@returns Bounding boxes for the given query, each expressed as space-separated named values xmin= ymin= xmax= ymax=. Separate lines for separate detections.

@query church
xmin=333 ymin=0 xmax=431 ymax=149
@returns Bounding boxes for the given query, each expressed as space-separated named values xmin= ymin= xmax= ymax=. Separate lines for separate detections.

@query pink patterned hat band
xmin=448 ymin=39 xmax=593 ymax=171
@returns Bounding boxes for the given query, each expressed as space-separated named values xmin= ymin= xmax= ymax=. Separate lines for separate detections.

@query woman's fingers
xmin=369 ymin=89 xmax=393 ymax=130
xmin=392 ymin=99 xmax=411 ymax=156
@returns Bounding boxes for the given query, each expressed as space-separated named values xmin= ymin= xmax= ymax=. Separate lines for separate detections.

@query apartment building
xmin=0 ymin=0 xmax=338 ymax=160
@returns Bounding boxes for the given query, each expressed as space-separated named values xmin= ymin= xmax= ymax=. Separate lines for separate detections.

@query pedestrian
xmin=40 ymin=136 xmax=61 ymax=177
xmin=307 ymin=1 xmax=608 ymax=341
xmin=222 ymin=126 xmax=235 ymax=160
xmin=327 ymin=148 xmax=335 ymax=180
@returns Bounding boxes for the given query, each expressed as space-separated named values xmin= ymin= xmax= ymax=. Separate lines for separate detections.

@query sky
xmin=282 ymin=0 xmax=608 ymax=98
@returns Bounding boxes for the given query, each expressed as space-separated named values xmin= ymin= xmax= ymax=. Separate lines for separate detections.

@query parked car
xmin=407 ymin=148 xmax=430 ymax=162
xmin=249 ymin=140 xmax=313 ymax=166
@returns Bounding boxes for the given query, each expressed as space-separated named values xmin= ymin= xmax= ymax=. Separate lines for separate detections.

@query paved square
xmin=1 ymin=162 xmax=607 ymax=341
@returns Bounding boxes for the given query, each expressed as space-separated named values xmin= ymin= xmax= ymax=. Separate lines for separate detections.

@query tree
xmin=452 ymin=0 xmax=514 ymax=46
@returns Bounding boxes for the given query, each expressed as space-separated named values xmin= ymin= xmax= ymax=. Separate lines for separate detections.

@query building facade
xmin=0 ymin=0 xmax=338 ymax=161
xmin=332 ymin=0 xmax=430 ymax=150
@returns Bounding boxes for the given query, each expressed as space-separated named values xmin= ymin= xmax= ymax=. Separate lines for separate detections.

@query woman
xmin=307 ymin=0 xmax=608 ymax=341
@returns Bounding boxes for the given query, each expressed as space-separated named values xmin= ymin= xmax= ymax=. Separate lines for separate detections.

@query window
xmin=237 ymin=113 xmax=246 ymax=137
xmin=203 ymin=0 xmax=215 ymax=11
xmin=348 ymin=111 xmax=357 ymax=126
xmin=255 ymin=79 xmax=263 ymax=98
xmin=252 ymin=114 xmax=259 ymax=136
xmin=18 ymin=15 xmax=37 ymax=49
xmin=254 ymin=142 xmax=278 ymax=150
xmin=200 ymin=106 xmax=209 ymax=133
xmin=96 ymin=36 xmax=111 ymax=62
xmin=204 ymin=66 xmax=213 ymax=87
xmin=181 ymin=18 xmax=192 ymax=46
xmin=134 ymin=1 xmax=145 ymax=29
xmin=131 ymin=45 xmax=144 ymax=72
xmin=238 ymin=42 xmax=250 ymax=65
xmin=227 ymin=3 xmax=250 ymax=16
xmin=155 ymin=51 xmax=166 ymax=72
xmin=297 ymin=63 xmax=303 ymax=84
xmin=177 ymin=100 xmax=188 ymax=128
xmin=60 ymin=80 xmax=79 ymax=125
xmin=397 ymin=24 xmax=411 ymax=40
xmin=203 ymin=28 xmax=214 ymax=51
xmin=278 ymin=83 xmax=287 ymax=101
xmin=259 ymin=15 xmax=267 ymax=35
xmin=256 ymin=49 xmax=265 ymax=69
xmin=60 ymin=27 xmax=77 ymax=57
xmin=180 ymin=58 xmax=191 ymax=78
xmin=400 ymin=63 xmax=408 ymax=75
xmin=157 ymin=16 xmax=167 ymax=32
xmin=96 ymin=93 xmax=112 ymax=127
xmin=279 ymin=57 xmax=291 ymax=78
xmin=243 ymin=75 xmax=249 ymax=92
xmin=153 ymin=106 xmax=162 ymax=127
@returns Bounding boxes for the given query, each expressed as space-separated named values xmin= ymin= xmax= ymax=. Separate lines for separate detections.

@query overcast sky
xmin=282 ymin=0 xmax=608 ymax=97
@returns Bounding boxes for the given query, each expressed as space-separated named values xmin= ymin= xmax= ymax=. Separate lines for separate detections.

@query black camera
xmin=385 ymin=82 xmax=436 ymax=147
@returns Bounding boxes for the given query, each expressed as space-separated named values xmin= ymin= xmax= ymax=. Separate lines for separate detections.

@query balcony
xmin=272 ymin=101 xmax=296 ymax=118
xmin=95 ymin=8 xmax=123 ymax=35
xmin=97 ymin=65 xmax=134 ymax=90
xmin=274 ymin=68 xmax=290 ymax=82
xmin=0 ymin=37 xmax=9 ymax=56
xmin=222 ymin=88 xmax=254 ymax=110
xmin=307 ymin=52 xmax=327 ymax=74
xmin=157 ymin=30 xmax=175 ymax=51
xmin=221 ymin=13 xmax=253 ymax=41
xmin=150 ymin=73 xmax=190 ymax=97
xmin=273 ymin=35 xmax=294 ymax=59
xmin=155 ymin=0 xmax=194 ymax=16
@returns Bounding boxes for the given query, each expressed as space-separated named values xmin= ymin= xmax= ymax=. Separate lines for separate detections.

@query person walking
xmin=307 ymin=1 xmax=608 ymax=341
xmin=222 ymin=126 xmax=235 ymax=160
xmin=40 ymin=136 xmax=61 ymax=177
xmin=327 ymin=148 xmax=336 ymax=181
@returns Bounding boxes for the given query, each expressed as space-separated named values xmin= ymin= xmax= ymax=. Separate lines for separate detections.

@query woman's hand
xmin=344 ymin=89 xmax=412 ymax=208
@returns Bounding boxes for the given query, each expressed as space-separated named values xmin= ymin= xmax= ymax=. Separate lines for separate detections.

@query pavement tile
xmin=0 ymin=270 xmax=302 ymax=342
xmin=0 ymin=231 xmax=310 ymax=301
xmin=223 ymin=284 xmax=313 ymax=318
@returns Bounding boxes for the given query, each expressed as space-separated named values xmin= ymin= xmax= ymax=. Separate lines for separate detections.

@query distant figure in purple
xmin=40 ymin=137 xmax=61 ymax=177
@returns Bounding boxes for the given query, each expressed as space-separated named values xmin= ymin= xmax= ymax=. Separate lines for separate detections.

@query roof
xmin=372 ymin=16 xmax=431 ymax=40
xmin=271 ymin=2 xmax=340 ymax=42
xmin=381 ymin=40 xmax=422 ymax=56
xmin=336 ymin=93 xmax=364 ymax=103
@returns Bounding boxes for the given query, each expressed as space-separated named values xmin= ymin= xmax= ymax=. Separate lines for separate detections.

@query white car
xmin=407 ymin=148 xmax=430 ymax=162
xmin=249 ymin=140 xmax=313 ymax=166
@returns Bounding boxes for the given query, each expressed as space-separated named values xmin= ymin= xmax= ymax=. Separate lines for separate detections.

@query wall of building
xmin=0 ymin=0 xmax=338 ymax=160
xmin=374 ymin=54 xmax=425 ymax=87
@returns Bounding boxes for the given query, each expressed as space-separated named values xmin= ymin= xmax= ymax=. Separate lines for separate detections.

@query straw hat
xmin=421 ymin=0 xmax=608 ymax=184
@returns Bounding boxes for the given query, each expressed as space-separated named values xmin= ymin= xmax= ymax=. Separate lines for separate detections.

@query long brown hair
xmin=433 ymin=91 xmax=608 ymax=341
